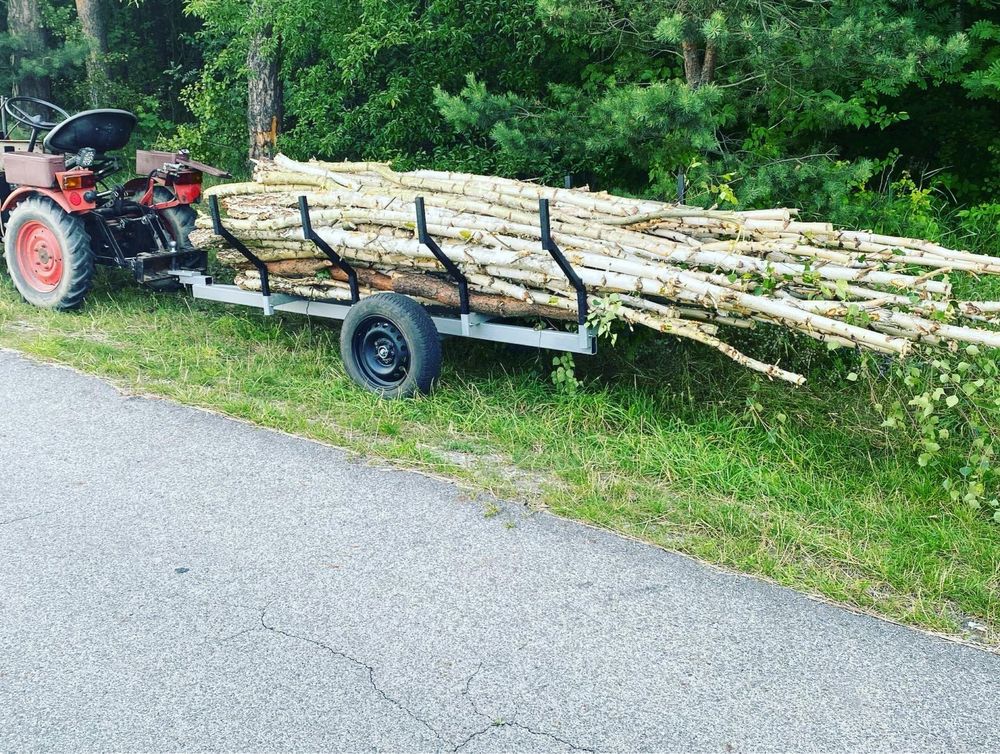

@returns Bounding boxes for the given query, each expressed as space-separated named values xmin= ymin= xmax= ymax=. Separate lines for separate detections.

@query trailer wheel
xmin=341 ymin=293 xmax=441 ymax=398
xmin=3 ymin=196 xmax=93 ymax=310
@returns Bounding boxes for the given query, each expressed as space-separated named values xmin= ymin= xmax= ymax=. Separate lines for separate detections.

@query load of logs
xmin=191 ymin=154 xmax=1000 ymax=385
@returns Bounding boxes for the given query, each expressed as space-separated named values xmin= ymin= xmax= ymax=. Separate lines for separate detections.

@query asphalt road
xmin=0 ymin=349 xmax=997 ymax=752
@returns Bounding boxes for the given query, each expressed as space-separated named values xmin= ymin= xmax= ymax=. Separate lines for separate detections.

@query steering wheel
xmin=3 ymin=96 xmax=70 ymax=151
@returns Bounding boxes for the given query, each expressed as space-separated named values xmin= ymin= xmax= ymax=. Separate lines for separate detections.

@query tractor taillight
xmin=173 ymin=170 xmax=203 ymax=185
xmin=58 ymin=171 xmax=96 ymax=191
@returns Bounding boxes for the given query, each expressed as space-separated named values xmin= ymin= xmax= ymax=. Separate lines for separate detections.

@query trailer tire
xmin=341 ymin=293 xmax=441 ymax=398
xmin=4 ymin=196 xmax=94 ymax=310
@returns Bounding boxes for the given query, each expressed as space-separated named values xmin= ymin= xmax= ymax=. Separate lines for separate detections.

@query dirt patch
xmin=2 ymin=320 xmax=42 ymax=335
xmin=437 ymin=448 xmax=562 ymax=506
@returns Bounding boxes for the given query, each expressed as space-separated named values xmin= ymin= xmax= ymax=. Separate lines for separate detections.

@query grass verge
xmin=1 ymin=268 xmax=996 ymax=645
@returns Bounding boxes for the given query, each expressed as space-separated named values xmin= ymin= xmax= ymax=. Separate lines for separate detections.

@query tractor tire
xmin=3 ymin=196 xmax=94 ymax=310
xmin=340 ymin=293 xmax=442 ymax=398
xmin=142 ymin=186 xmax=202 ymax=291
xmin=152 ymin=187 xmax=198 ymax=252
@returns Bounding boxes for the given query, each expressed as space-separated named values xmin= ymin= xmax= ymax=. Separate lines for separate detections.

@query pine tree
xmin=436 ymin=1 xmax=969 ymax=204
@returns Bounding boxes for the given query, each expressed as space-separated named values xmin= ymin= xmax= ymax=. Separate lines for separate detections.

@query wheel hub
xmin=16 ymin=221 xmax=63 ymax=293
xmin=375 ymin=341 xmax=395 ymax=364
xmin=354 ymin=318 xmax=410 ymax=388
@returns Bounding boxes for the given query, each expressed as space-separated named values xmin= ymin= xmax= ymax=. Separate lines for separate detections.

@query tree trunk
xmin=74 ymin=0 xmax=109 ymax=107
xmin=6 ymin=0 xmax=50 ymax=102
xmin=682 ymin=40 xmax=717 ymax=89
xmin=682 ymin=41 xmax=702 ymax=88
xmin=246 ymin=10 xmax=282 ymax=162
xmin=700 ymin=43 xmax=717 ymax=86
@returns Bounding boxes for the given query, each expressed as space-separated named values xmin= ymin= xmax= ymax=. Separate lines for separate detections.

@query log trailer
xmin=0 ymin=97 xmax=595 ymax=398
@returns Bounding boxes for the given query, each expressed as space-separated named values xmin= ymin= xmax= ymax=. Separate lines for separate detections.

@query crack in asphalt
xmin=257 ymin=611 xmax=597 ymax=752
xmin=453 ymin=662 xmax=597 ymax=753
xmin=460 ymin=662 xmax=487 ymax=717
xmin=0 ymin=510 xmax=52 ymax=527
xmin=216 ymin=625 xmax=261 ymax=644
xmin=451 ymin=712 xmax=598 ymax=752
xmin=259 ymin=609 xmax=451 ymax=747
xmin=504 ymin=721 xmax=598 ymax=753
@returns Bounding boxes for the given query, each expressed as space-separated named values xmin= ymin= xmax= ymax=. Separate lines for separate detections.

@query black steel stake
xmin=209 ymin=195 xmax=271 ymax=297
xmin=415 ymin=196 xmax=470 ymax=315
xmin=298 ymin=195 xmax=359 ymax=303
xmin=539 ymin=198 xmax=588 ymax=327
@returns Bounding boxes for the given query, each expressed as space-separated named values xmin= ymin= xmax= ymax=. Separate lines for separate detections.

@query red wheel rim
xmin=15 ymin=221 xmax=63 ymax=293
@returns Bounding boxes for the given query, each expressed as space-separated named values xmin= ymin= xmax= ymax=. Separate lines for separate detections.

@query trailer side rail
xmin=179 ymin=196 xmax=596 ymax=355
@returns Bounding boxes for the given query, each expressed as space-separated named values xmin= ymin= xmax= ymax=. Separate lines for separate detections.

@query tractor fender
xmin=1 ymin=186 xmax=93 ymax=214
xmin=2 ymin=186 xmax=71 ymax=213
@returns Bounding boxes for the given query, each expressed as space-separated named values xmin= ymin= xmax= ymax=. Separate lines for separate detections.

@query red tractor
xmin=0 ymin=96 xmax=228 ymax=309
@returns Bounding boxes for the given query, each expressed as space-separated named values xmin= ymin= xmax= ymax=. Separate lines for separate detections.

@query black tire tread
xmin=131 ymin=187 xmax=202 ymax=291
xmin=3 ymin=196 xmax=94 ymax=310
xmin=151 ymin=187 xmax=198 ymax=249
xmin=341 ymin=293 xmax=442 ymax=398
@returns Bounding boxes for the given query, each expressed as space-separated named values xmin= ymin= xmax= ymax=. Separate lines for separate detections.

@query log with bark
xmin=192 ymin=154 xmax=1000 ymax=385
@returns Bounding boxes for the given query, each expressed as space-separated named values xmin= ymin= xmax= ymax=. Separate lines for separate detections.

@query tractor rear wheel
xmin=3 ymin=196 xmax=94 ymax=310
xmin=142 ymin=187 xmax=202 ymax=292
xmin=150 ymin=187 xmax=198 ymax=256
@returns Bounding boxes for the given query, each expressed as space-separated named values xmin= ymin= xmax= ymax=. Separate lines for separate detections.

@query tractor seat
xmin=43 ymin=109 xmax=137 ymax=155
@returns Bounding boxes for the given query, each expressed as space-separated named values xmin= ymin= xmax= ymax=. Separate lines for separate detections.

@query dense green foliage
xmin=177 ymin=0 xmax=573 ymax=169
xmin=5 ymin=1 xmax=998 ymax=213
xmin=175 ymin=1 xmax=997 ymax=211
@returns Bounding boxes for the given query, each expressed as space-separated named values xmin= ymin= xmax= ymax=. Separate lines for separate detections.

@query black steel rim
xmin=353 ymin=315 xmax=410 ymax=389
